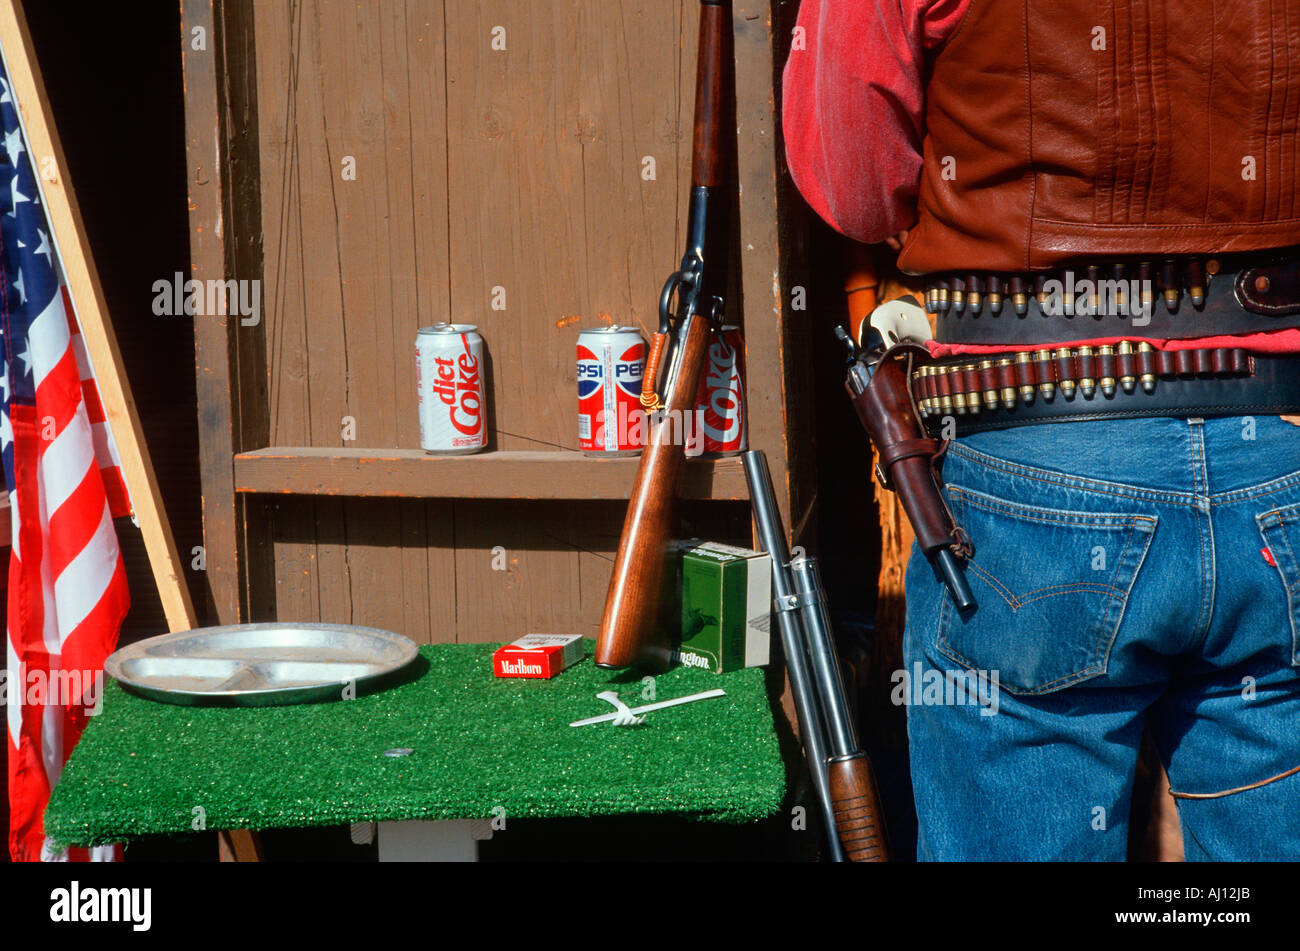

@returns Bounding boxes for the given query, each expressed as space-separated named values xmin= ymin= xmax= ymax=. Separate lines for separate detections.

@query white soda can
xmin=416 ymin=324 xmax=487 ymax=454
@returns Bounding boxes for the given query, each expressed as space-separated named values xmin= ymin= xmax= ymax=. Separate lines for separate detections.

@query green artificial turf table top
xmin=43 ymin=641 xmax=787 ymax=849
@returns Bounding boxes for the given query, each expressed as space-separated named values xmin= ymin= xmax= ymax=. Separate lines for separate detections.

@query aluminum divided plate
xmin=104 ymin=623 xmax=420 ymax=706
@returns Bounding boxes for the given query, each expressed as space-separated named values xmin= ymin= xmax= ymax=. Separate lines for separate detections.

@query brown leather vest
xmin=898 ymin=0 xmax=1300 ymax=275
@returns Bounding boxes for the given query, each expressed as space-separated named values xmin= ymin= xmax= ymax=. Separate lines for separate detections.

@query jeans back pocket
xmin=937 ymin=485 xmax=1158 ymax=695
xmin=1257 ymin=502 xmax=1300 ymax=666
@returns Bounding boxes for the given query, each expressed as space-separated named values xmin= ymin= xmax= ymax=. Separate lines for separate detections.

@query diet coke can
xmin=416 ymin=324 xmax=487 ymax=454
xmin=694 ymin=325 xmax=747 ymax=455
xmin=577 ymin=326 xmax=646 ymax=456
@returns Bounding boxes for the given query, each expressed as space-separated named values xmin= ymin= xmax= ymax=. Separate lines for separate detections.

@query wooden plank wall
xmin=263 ymin=496 xmax=748 ymax=644
xmin=243 ymin=0 xmax=755 ymax=642
xmin=256 ymin=0 xmax=692 ymax=453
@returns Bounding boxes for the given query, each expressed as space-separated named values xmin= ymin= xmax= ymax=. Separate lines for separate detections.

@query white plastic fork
xmin=569 ymin=688 xmax=726 ymax=727
xmin=595 ymin=690 xmax=645 ymax=727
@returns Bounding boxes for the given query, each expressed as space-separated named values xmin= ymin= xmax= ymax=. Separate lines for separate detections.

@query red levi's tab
xmin=492 ymin=634 xmax=585 ymax=679
xmin=1263 ymin=547 xmax=1278 ymax=568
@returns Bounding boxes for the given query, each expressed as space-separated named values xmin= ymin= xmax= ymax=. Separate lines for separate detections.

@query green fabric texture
xmin=43 ymin=641 xmax=786 ymax=849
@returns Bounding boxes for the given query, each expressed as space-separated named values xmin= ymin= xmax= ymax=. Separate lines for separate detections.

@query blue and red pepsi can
xmin=577 ymin=326 xmax=646 ymax=455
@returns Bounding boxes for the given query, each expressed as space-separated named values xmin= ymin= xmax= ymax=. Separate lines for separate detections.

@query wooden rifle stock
xmin=595 ymin=0 xmax=733 ymax=669
xmin=595 ymin=313 xmax=711 ymax=668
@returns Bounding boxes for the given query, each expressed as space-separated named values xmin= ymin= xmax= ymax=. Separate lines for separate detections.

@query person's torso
xmin=898 ymin=0 xmax=1300 ymax=275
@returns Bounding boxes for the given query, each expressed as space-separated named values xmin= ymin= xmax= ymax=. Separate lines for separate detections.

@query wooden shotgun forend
xmin=827 ymin=752 xmax=890 ymax=862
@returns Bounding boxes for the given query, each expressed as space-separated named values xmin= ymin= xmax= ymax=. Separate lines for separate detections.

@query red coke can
xmin=577 ymin=326 xmax=646 ymax=456
xmin=694 ymin=325 xmax=747 ymax=455
xmin=416 ymin=323 xmax=487 ymax=454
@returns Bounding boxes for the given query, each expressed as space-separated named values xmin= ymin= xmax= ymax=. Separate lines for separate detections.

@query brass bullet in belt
xmin=952 ymin=374 xmax=968 ymax=414
xmin=1098 ymin=344 xmax=1117 ymax=397
xmin=1161 ymin=260 xmax=1180 ymax=311
xmin=979 ymin=359 xmax=998 ymax=411
xmin=966 ymin=275 xmax=983 ymax=313
xmin=1055 ymin=347 xmax=1076 ymax=399
xmin=938 ymin=366 xmax=955 ymax=415
xmin=1138 ymin=263 xmax=1154 ymax=313
xmin=925 ymin=285 xmax=938 ymax=314
xmin=1086 ymin=265 xmax=1101 ymax=312
xmin=1113 ymin=263 xmax=1128 ymax=313
xmin=1035 ymin=348 xmax=1056 ymax=400
xmin=1015 ymin=351 xmax=1036 ymax=403
xmin=1077 ymin=346 xmax=1097 ymax=398
xmin=912 ymin=368 xmax=926 ymax=415
xmin=1118 ymin=340 xmax=1136 ymax=393
xmin=962 ymin=364 xmax=981 ymax=415
xmin=1009 ymin=276 xmax=1028 ymax=316
xmin=1188 ymin=259 xmax=1207 ymax=307
xmin=997 ymin=357 xmax=1016 ymax=409
xmin=951 ymin=275 xmax=966 ymax=313
xmin=1034 ymin=275 xmax=1049 ymax=306
xmin=1138 ymin=341 xmax=1157 ymax=393
xmin=988 ymin=275 xmax=1004 ymax=315
xmin=936 ymin=279 xmax=951 ymax=314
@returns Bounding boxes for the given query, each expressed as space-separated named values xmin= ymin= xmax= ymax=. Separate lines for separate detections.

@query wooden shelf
xmin=233 ymin=447 xmax=750 ymax=501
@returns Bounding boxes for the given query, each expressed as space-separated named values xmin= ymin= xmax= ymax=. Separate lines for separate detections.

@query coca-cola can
xmin=416 ymin=323 xmax=487 ymax=454
xmin=694 ymin=325 xmax=747 ymax=455
xmin=577 ymin=325 xmax=646 ymax=456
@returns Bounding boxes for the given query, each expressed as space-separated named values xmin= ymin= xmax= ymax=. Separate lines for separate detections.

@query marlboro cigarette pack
xmin=492 ymin=634 xmax=584 ymax=679
xmin=675 ymin=541 xmax=772 ymax=673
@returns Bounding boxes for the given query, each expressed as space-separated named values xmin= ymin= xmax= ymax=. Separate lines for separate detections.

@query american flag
xmin=0 ymin=52 xmax=131 ymax=861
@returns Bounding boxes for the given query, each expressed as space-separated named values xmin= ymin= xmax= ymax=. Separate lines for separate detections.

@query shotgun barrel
xmin=789 ymin=556 xmax=890 ymax=861
xmin=743 ymin=451 xmax=844 ymax=862
xmin=595 ymin=0 xmax=734 ymax=669
xmin=744 ymin=449 xmax=890 ymax=862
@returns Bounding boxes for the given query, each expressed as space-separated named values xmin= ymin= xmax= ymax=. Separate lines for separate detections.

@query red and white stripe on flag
xmin=6 ymin=281 xmax=129 ymax=862
xmin=62 ymin=287 xmax=130 ymax=521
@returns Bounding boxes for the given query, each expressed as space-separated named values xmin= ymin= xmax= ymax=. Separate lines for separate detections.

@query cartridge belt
xmin=912 ymin=344 xmax=1300 ymax=435
xmin=924 ymin=249 xmax=1300 ymax=346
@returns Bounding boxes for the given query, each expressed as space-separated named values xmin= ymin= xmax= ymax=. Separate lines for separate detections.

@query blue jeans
xmin=903 ymin=415 xmax=1300 ymax=860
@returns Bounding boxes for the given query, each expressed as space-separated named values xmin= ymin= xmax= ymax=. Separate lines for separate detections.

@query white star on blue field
xmin=0 ymin=66 xmax=56 ymax=488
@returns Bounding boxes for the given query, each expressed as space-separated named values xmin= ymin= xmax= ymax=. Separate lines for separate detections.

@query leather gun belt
xmin=912 ymin=344 xmax=1300 ymax=435
xmin=924 ymin=249 xmax=1300 ymax=347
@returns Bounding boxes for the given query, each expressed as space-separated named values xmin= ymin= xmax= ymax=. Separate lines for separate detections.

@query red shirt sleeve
xmin=781 ymin=0 xmax=969 ymax=245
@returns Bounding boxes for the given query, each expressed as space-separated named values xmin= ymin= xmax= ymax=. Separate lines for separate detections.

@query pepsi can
xmin=577 ymin=326 xmax=646 ymax=456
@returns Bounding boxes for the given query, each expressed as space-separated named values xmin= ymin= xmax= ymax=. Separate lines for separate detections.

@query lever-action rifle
xmin=596 ymin=0 xmax=733 ymax=669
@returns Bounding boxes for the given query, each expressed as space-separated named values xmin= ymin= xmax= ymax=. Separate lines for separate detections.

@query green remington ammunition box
xmin=674 ymin=541 xmax=772 ymax=673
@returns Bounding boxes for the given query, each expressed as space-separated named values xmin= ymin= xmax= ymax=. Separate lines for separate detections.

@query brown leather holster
xmin=847 ymin=343 xmax=972 ymax=560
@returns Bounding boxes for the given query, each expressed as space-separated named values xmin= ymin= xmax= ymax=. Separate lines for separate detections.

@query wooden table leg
xmin=217 ymin=828 xmax=264 ymax=862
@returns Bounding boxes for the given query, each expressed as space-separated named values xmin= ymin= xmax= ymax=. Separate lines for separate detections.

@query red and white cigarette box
xmin=492 ymin=634 xmax=585 ymax=679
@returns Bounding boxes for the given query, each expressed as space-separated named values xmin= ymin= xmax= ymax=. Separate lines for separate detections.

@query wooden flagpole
xmin=0 ymin=0 xmax=196 ymax=634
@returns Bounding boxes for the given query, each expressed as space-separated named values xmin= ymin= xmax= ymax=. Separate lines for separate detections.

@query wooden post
xmin=0 ymin=0 xmax=197 ymax=634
